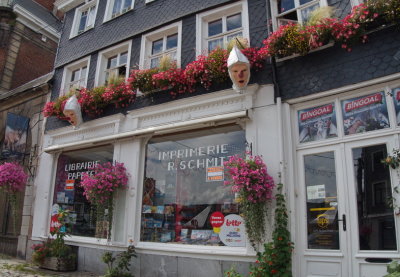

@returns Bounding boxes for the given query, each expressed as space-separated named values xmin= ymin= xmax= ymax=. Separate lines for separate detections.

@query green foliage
xmin=250 ymin=183 xmax=293 ymax=277
xmin=102 ymin=245 xmax=137 ymax=277
xmin=224 ymin=265 xmax=243 ymax=277
xmin=385 ymin=261 xmax=400 ymax=277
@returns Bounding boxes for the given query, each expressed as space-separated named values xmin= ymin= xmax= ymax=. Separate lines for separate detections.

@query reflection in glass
xmin=227 ymin=13 xmax=242 ymax=31
xmin=52 ymin=145 xmax=114 ymax=238
xmin=141 ymin=126 xmax=246 ymax=245
xmin=305 ymin=152 xmax=339 ymax=250
xmin=208 ymin=19 xmax=222 ymax=36
xmin=352 ymin=144 xmax=397 ymax=250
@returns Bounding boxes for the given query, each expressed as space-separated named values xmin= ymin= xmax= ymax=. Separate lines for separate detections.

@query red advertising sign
xmin=50 ymin=214 xmax=61 ymax=233
xmin=345 ymin=93 xmax=382 ymax=112
xmin=210 ymin=211 xmax=224 ymax=228
xmin=300 ymin=104 xmax=333 ymax=122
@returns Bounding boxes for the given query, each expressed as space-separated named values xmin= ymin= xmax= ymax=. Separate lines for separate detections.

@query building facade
xmin=31 ymin=0 xmax=400 ymax=276
xmin=0 ymin=0 xmax=61 ymax=258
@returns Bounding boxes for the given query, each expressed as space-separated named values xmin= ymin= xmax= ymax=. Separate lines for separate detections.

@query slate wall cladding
xmin=248 ymin=0 xmax=268 ymax=47
xmin=55 ymin=0 xmax=237 ymax=68
xmin=277 ymin=26 xmax=400 ymax=101
xmin=329 ymin=0 xmax=352 ymax=20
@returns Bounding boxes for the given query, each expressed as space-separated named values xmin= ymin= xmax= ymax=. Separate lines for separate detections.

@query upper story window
xmin=61 ymin=57 xmax=90 ymax=95
xmin=105 ymin=0 xmax=134 ymax=21
xmin=140 ymin=22 xmax=182 ymax=69
xmin=196 ymin=1 xmax=249 ymax=55
xmin=70 ymin=0 xmax=98 ymax=38
xmin=272 ymin=0 xmax=327 ymax=28
xmin=95 ymin=41 xmax=131 ymax=86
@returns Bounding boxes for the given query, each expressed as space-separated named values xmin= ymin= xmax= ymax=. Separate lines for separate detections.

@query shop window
xmin=70 ymin=0 xmax=98 ymax=38
xmin=104 ymin=0 xmax=134 ymax=21
xmin=95 ymin=41 xmax=131 ymax=86
xmin=196 ymin=1 xmax=249 ymax=55
xmin=140 ymin=126 xmax=246 ymax=246
xmin=271 ymin=0 xmax=326 ymax=28
xmin=60 ymin=56 xmax=90 ymax=96
xmin=52 ymin=145 xmax=113 ymax=238
xmin=139 ymin=22 xmax=182 ymax=69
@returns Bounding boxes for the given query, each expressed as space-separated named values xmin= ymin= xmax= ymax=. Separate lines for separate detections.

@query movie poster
xmin=298 ymin=103 xmax=338 ymax=143
xmin=391 ymin=87 xmax=400 ymax=125
xmin=1 ymin=113 xmax=30 ymax=160
xmin=341 ymin=92 xmax=389 ymax=135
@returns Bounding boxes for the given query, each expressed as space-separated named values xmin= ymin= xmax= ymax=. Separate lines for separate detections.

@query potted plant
xmin=81 ymin=162 xmax=129 ymax=239
xmin=32 ymin=209 xmax=77 ymax=271
xmin=0 ymin=162 xmax=28 ymax=235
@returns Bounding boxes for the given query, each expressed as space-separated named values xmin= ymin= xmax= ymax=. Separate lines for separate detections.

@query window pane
xmin=341 ymin=92 xmax=390 ymax=135
xmin=150 ymin=57 xmax=160 ymax=68
xmin=87 ymin=6 xmax=96 ymax=27
xmin=152 ymin=39 xmax=163 ymax=55
xmin=123 ymin=0 xmax=132 ymax=10
xmin=166 ymin=34 xmax=178 ymax=49
xmin=300 ymin=0 xmax=314 ymax=5
xmin=71 ymin=69 xmax=80 ymax=82
xmin=278 ymin=0 xmax=295 ymax=13
xmin=141 ymin=127 xmax=246 ymax=245
xmin=226 ymin=32 xmax=242 ymax=44
xmin=208 ymin=38 xmax=223 ymax=52
xmin=352 ymin=145 xmax=397 ymax=250
xmin=208 ymin=19 xmax=222 ymax=37
xmin=119 ymin=52 xmax=128 ymax=65
xmin=305 ymin=152 xmax=339 ymax=250
xmin=108 ymin=56 xmax=118 ymax=69
xmin=81 ymin=66 xmax=87 ymax=80
xmin=52 ymin=146 xmax=114 ymax=238
xmin=78 ymin=11 xmax=87 ymax=33
xmin=227 ymin=13 xmax=242 ymax=31
xmin=112 ymin=0 xmax=122 ymax=15
xmin=301 ymin=3 xmax=319 ymax=22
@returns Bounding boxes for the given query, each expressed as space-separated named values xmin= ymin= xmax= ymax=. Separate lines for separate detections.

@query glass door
xmin=345 ymin=138 xmax=398 ymax=277
xmin=297 ymin=145 xmax=350 ymax=277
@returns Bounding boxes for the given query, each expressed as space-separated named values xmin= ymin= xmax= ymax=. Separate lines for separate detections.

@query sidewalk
xmin=0 ymin=255 xmax=100 ymax=277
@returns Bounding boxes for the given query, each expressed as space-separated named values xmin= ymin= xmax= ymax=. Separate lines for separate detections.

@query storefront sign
xmin=206 ymin=166 xmax=224 ymax=182
xmin=157 ymin=144 xmax=231 ymax=171
xmin=341 ymin=92 xmax=389 ymax=135
xmin=392 ymin=87 xmax=400 ymax=126
xmin=298 ymin=103 xmax=337 ymax=143
xmin=219 ymin=214 xmax=246 ymax=247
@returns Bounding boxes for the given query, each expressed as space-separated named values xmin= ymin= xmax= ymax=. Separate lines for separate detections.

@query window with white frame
xmin=70 ymin=0 xmax=98 ymax=38
xmin=61 ymin=57 xmax=90 ymax=95
xmin=140 ymin=22 xmax=182 ymax=69
xmin=196 ymin=1 xmax=249 ymax=55
xmin=104 ymin=0 xmax=134 ymax=21
xmin=272 ymin=0 xmax=327 ymax=28
xmin=96 ymin=41 xmax=131 ymax=86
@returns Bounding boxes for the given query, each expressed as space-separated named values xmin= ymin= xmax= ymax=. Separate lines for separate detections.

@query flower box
xmin=39 ymin=256 xmax=77 ymax=272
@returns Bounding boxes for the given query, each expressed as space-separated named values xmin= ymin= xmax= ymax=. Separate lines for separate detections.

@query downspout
xmin=264 ymin=0 xmax=285 ymax=184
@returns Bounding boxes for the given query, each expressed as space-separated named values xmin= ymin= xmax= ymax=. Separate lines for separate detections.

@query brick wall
xmin=33 ymin=0 xmax=54 ymax=12
xmin=10 ymin=27 xmax=57 ymax=89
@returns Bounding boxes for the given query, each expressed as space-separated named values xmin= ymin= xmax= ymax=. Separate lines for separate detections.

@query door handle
xmin=338 ymin=214 xmax=346 ymax=231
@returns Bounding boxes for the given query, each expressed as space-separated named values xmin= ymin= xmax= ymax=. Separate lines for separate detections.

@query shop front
xmin=31 ymin=84 xmax=280 ymax=275
xmin=290 ymin=80 xmax=400 ymax=277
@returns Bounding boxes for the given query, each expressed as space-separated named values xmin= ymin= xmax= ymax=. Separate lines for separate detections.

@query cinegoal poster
xmin=298 ymin=103 xmax=338 ymax=143
xmin=341 ymin=92 xmax=389 ymax=135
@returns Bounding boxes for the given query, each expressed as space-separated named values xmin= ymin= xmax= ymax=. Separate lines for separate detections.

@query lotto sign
xmin=206 ymin=166 xmax=224 ymax=182
xmin=219 ymin=214 xmax=246 ymax=247
xmin=65 ymin=179 xmax=74 ymax=191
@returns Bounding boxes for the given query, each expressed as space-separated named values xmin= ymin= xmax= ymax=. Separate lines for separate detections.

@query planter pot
xmin=39 ymin=257 xmax=77 ymax=272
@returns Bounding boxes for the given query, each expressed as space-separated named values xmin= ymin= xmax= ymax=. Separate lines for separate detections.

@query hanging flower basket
xmin=81 ymin=162 xmax=129 ymax=239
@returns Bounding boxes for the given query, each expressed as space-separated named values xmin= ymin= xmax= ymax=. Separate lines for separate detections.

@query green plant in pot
xmin=32 ymin=209 xmax=77 ymax=271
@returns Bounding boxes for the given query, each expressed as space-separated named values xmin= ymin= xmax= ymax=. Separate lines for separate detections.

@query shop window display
xmin=52 ymin=145 xmax=114 ymax=238
xmin=141 ymin=126 xmax=246 ymax=245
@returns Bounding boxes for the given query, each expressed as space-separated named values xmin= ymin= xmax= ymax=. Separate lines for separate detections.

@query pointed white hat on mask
xmin=227 ymin=45 xmax=250 ymax=68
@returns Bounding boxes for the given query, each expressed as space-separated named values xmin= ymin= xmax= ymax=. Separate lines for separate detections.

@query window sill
xmin=69 ymin=26 xmax=94 ymax=40
xmin=136 ymin=241 xmax=256 ymax=260
xmin=104 ymin=8 xmax=133 ymax=23
xmin=275 ymin=41 xmax=335 ymax=62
